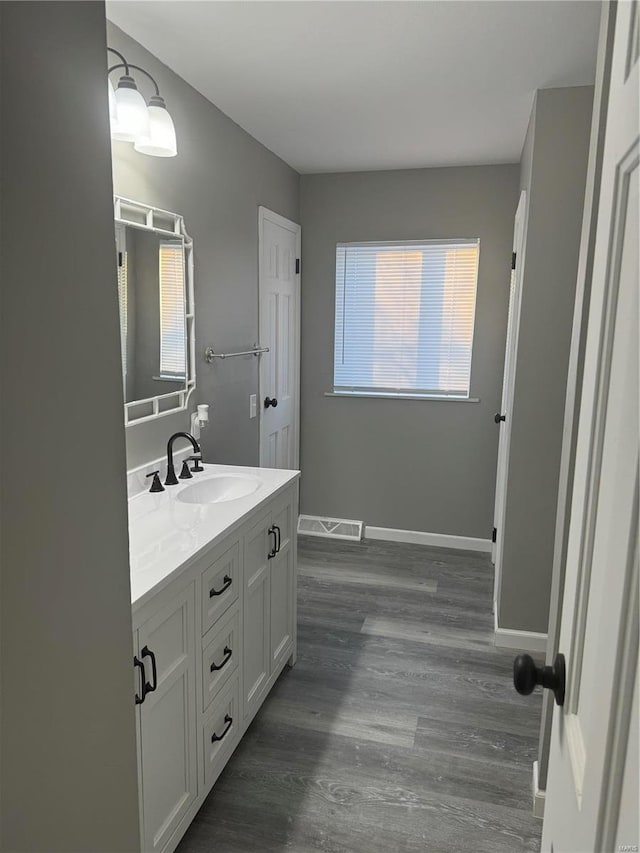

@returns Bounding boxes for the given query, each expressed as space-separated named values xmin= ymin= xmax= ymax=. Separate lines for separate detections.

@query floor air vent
xmin=297 ymin=515 xmax=363 ymax=542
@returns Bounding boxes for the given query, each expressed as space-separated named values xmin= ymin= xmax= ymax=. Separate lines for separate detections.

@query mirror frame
xmin=114 ymin=195 xmax=195 ymax=427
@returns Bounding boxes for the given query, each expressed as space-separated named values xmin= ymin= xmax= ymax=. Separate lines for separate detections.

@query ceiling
xmin=106 ymin=1 xmax=600 ymax=174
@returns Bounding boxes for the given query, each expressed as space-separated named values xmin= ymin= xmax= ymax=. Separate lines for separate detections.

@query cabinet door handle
xmin=210 ymin=646 xmax=232 ymax=673
xmin=141 ymin=646 xmax=158 ymax=694
xmin=211 ymin=714 xmax=233 ymax=743
xmin=268 ymin=526 xmax=277 ymax=559
xmin=134 ymin=655 xmax=146 ymax=705
xmin=273 ymin=524 xmax=281 ymax=553
xmin=209 ymin=575 xmax=232 ymax=597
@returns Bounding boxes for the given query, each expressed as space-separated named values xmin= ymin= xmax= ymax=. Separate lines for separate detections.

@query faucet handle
xmin=189 ymin=454 xmax=204 ymax=473
xmin=179 ymin=459 xmax=193 ymax=480
xmin=146 ymin=471 xmax=165 ymax=493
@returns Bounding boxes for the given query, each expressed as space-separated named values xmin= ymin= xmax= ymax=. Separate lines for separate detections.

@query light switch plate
xmin=249 ymin=394 xmax=257 ymax=419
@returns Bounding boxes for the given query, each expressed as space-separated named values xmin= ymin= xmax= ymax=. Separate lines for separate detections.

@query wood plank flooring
xmin=177 ymin=537 xmax=542 ymax=853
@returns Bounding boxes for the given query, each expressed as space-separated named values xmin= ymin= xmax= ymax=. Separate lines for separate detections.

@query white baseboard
xmin=493 ymin=609 xmax=548 ymax=653
xmin=532 ymin=760 xmax=545 ymax=819
xmin=365 ymin=525 xmax=492 ymax=553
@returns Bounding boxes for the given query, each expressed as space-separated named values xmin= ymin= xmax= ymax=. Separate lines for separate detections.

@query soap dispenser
xmin=190 ymin=404 xmax=209 ymax=440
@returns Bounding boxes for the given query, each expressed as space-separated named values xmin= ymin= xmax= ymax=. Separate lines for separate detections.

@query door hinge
xmin=295 ymin=258 xmax=300 ymax=274
xmin=492 ymin=527 xmax=497 ymax=543
xmin=511 ymin=252 xmax=517 ymax=270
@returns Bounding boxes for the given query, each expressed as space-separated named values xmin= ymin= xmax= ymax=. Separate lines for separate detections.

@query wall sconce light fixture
xmin=108 ymin=47 xmax=177 ymax=158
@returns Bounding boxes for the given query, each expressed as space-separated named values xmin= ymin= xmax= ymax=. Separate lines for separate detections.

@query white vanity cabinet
xmin=131 ymin=478 xmax=298 ymax=853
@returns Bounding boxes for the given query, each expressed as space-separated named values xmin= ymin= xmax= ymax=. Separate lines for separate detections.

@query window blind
xmin=334 ymin=239 xmax=479 ymax=398
xmin=115 ymin=226 xmax=128 ymax=387
xmin=159 ymin=241 xmax=187 ymax=379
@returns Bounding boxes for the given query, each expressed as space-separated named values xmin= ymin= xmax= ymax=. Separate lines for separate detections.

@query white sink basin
xmin=176 ymin=475 xmax=261 ymax=505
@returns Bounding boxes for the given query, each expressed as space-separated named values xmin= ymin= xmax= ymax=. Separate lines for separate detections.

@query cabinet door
xmin=269 ymin=491 xmax=295 ymax=671
xmin=138 ymin=584 xmax=197 ymax=853
xmin=243 ymin=511 xmax=271 ymax=720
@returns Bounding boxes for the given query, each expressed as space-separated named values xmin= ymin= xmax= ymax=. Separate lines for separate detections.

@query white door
xmin=492 ymin=191 xmax=527 ymax=598
xmin=542 ymin=4 xmax=638 ymax=850
xmin=259 ymin=206 xmax=300 ymax=469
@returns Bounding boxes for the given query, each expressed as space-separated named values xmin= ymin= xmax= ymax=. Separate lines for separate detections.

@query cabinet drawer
xmin=201 ymin=541 xmax=239 ymax=635
xmin=201 ymin=603 xmax=240 ymax=713
xmin=201 ymin=674 xmax=240 ymax=791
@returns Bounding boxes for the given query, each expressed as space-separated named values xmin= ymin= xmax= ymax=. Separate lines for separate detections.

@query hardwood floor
xmin=177 ymin=537 xmax=543 ymax=853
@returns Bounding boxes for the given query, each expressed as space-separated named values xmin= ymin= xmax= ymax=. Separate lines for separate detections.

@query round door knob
xmin=513 ymin=652 xmax=566 ymax=707
xmin=494 ymin=412 xmax=506 ymax=424
xmin=264 ymin=396 xmax=278 ymax=409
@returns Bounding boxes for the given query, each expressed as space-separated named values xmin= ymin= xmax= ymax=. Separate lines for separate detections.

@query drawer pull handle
xmin=210 ymin=646 xmax=232 ymax=673
xmin=209 ymin=575 xmax=232 ymax=598
xmin=211 ymin=714 xmax=233 ymax=743
xmin=140 ymin=646 xmax=158 ymax=694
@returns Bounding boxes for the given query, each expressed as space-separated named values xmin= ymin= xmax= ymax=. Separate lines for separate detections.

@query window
xmin=159 ymin=240 xmax=187 ymax=380
xmin=333 ymin=239 xmax=479 ymax=398
xmin=115 ymin=225 xmax=128 ymax=387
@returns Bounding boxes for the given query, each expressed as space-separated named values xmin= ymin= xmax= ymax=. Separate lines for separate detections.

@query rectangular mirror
xmin=114 ymin=197 xmax=195 ymax=425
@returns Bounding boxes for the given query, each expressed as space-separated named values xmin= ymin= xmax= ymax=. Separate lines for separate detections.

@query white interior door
xmin=542 ymin=4 xmax=638 ymax=850
xmin=492 ymin=191 xmax=527 ymax=598
xmin=259 ymin=207 xmax=300 ymax=469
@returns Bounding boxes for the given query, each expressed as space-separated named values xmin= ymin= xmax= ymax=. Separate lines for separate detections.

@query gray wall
xmin=299 ymin=166 xmax=520 ymax=537
xmin=0 ymin=3 xmax=140 ymax=850
xmin=498 ymin=86 xmax=594 ymax=633
xmin=107 ymin=24 xmax=300 ymax=470
xmin=519 ymin=100 xmax=536 ymax=212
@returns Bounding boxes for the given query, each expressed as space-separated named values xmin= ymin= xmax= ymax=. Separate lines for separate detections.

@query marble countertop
xmin=128 ymin=463 xmax=300 ymax=611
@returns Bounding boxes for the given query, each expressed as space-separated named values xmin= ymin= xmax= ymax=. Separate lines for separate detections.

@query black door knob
xmin=513 ymin=652 xmax=565 ymax=706
xmin=494 ymin=412 xmax=506 ymax=424
xmin=264 ymin=396 xmax=278 ymax=409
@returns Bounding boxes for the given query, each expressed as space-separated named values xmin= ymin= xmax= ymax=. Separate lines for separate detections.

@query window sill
xmin=325 ymin=391 xmax=480 ymax=403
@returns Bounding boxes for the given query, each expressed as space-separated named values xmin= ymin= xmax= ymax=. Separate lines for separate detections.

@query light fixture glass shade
xmin=108 ymin=78 xmax=119 ymax=133
xmin=134 ymin=103 xmax=178 ymax=157
xmin=112 ymin=77 xmax=149 ymax=142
